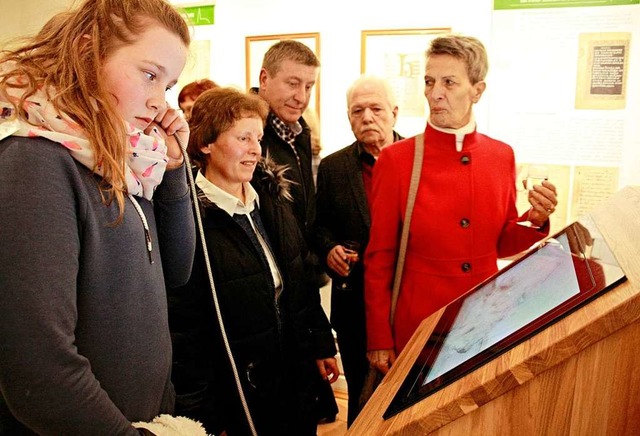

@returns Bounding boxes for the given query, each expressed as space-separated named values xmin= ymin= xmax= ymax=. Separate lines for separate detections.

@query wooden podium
xmin=349 ymin=186 xmax=640 ymax=435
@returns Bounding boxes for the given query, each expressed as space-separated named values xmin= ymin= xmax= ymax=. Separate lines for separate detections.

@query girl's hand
xmin=146 ymin=105 xmax=189 ymax=170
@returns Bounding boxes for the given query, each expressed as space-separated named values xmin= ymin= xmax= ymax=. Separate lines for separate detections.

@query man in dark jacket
xmin=314 ymin=75 xmax=402 ymax=426
xmin=253 ymin=39 xmax=338 ymax=422
xmin=255 ymin=39 xmax=319 ymax=247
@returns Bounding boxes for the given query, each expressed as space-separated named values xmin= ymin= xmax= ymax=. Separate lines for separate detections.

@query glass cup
xmin=518 ymin=164 xmax=550 ymax=227
xmin=338 ymin=240 xmax=361 ymax=291
xmin=526 ymin=164 xmax=549 ymax=192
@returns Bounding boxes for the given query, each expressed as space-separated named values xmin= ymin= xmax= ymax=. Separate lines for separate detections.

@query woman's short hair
xmin=188 ymin=87 xmax=269 ymax=169
xmin=426 ymin=35 xmax=488 ymax=84
xmin=178 ymin=79 xmax=218 ymax=107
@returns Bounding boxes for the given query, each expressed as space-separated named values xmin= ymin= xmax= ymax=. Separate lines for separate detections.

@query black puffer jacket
xmin=167 ymin=159 xmax=336 ymax=436
xmin=259 ymin=116 xmax=315 ymax=241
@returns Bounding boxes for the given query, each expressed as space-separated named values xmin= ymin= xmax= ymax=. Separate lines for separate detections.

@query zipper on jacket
xmin=274 ymin=290 xmax=285 ymax=352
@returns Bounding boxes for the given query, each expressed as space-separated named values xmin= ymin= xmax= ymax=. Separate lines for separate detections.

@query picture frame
xmin=245 ymin=32 xmax=321 ymax=116
xmin=361 ymin=28 xmax=450 ymax=137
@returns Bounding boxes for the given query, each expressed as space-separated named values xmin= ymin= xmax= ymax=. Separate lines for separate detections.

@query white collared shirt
xmin=428 ymin=116 xmax=477 ymax=152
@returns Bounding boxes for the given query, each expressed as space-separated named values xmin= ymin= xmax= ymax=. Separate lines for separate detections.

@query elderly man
xmin=314 ymin=75 xmax=402 ymax=426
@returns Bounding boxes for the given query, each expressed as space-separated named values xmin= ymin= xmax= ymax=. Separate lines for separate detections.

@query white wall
xmin=177 ymin=0 xmax=495 ymax=155
xmin=3 ymin=0 xmax=638 ymax=188
xmin=2 ymin=0 xmax=495 ymax=155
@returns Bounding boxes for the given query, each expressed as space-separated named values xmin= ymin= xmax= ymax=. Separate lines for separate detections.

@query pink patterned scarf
xmin=0 ymin=86 xmax=168 ymax=200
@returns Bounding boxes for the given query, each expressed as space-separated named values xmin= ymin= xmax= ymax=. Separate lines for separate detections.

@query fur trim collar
xmin=253 ymin=153 xmax=294 ymax=203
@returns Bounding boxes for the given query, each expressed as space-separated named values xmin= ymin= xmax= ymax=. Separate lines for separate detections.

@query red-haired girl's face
xmin=101 ymin=23 xmax=187 ymax=130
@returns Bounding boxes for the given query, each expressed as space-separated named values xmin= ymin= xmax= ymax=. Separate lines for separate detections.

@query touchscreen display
xmin=384 ymin=220 xmax=626 ymax=419
xmin=425 ymin=232 xmax=580 ymax=384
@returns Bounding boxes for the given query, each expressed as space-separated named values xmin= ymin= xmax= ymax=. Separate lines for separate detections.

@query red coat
xmin=364 ymin=124 xmax=549 ymax=353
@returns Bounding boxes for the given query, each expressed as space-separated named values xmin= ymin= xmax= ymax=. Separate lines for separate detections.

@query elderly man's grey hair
xmin=346 ymin=75 xmax=398 ymax=109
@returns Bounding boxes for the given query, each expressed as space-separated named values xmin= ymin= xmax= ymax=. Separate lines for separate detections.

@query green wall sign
xmin=495 ymin=0 xmax=639 ymax=9
xmin=181 ymin=5 xmax=215 ymax=26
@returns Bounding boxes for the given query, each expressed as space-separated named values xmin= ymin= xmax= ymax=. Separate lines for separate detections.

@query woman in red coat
xmin=365 ymin=35 xmax=559 ymax=374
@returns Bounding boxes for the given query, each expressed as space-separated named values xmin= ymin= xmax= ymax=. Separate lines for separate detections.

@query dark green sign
xmin=495 ymin=0 xmax=639 ymax=9
xmin=181 ymin=5 xmax=215 ymax=26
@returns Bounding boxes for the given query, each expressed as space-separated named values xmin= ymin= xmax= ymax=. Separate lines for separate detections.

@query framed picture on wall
xmin=245 ymin=32 xmax=321 ymax=116
xmin=361 ymin=28 xmax=450 ymax=137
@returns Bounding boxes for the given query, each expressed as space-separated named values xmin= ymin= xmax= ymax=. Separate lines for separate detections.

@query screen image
xmin=425 ymin=233 xmax=580 ymax=384
xmin=384 ymin=221 xmax=626 ymax=419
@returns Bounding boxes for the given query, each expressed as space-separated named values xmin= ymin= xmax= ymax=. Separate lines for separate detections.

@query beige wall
xmin=0 ymin=0 xmax=72 ymax=45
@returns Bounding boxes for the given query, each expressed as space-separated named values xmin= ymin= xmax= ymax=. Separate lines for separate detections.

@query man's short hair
xmin=261 ymin=40 xmax=320 ymax=77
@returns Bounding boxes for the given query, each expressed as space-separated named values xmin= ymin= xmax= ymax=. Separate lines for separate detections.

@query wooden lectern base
xmin=349 ymin=186 xmax=640 ymax=435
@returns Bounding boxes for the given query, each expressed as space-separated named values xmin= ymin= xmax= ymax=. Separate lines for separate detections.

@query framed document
xmin=575 ymin=32 xmax=631 ymax=110
xmin=385 ymin=220 xmax=627 ymax=419
xmin=245 ymin=33 xmax=320 ymax=115
xmin=361 ymin=28 xmax=450 ymax=137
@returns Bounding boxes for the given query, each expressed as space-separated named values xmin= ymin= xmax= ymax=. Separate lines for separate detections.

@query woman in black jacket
xmin=167 ymin=87 xmax=339 ymax=436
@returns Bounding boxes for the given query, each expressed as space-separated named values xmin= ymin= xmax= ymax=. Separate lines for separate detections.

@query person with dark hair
xmin=167 ymin=87 xmax=339 ymax=435
xmin=0 ymin=0 xmax=196 ymax=434
xmin=178 ymin=78 xmax=218 ymax=121
xmin=365 ymin=34 xmax=558 ymax=376
xmin=253 ymin=39 xmax=339 ymax=423
xmin=255 ymin=40 xmax=319 ymax=249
